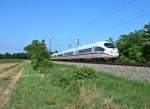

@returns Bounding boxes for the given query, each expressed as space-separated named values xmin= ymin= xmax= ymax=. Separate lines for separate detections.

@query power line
xmin=107 ymin=13 xmax=150 ymax=37
xmin=106 ymin=0 xmax=137 ymax=17
xmin=84 ymin=0 xmax=137 ymax=35
xmin=109 ymin=9 xmax=150 ymax=32
xmin=106 ymin=0 xmax=123 ymax=12
xmin=86 ymin=0 xmax=126 ymax=25
xmin=121 ymin=11 xmax=150 ymax=25
xmin=119 ymin=4 xmax=150 ymax=23
xmin=86 ymin=0 xmax=150 ymax=38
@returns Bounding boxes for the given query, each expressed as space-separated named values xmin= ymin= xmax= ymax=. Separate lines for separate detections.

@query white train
xmin=51 ymin=41 xmax=119 ymax=60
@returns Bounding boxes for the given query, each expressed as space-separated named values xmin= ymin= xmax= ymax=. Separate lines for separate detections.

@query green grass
xmin=6 ymin=63 xmax=150 ymax=109
xmin=0 ymin=59 xmax=25 ymax=64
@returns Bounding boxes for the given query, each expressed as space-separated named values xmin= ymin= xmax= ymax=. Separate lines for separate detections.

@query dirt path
xmin=0 ymin=64 xmax=15 ymax=68
xmin=0 ymin=64 xmax=23 ymax=79
xmin=0 ymin=63 xmax=25 ymax=109
xmin=0 ymin=63 xmax=16 ymax=69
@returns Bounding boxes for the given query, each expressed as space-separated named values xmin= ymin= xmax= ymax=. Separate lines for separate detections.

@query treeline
xmin=0 ymin=52 xmax=28 ymax=59
xmin=116 ymin=23 xmax=150 ymax=63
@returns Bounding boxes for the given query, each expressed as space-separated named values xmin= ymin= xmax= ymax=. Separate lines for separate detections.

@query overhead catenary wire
xmin=117 ymin=3 xmax=150 ymax=24
xmin=86 ymin=0 xmax=130 ymax=25
xmin=84 ymin=0 xmax=138 ymax=37
xmin=108 ymin=9 xmax=150 ymax=34
xmin=106 ymin=0 xmax=137 ymax=17
xmin=120 ymin=11 xmax=150 ymax=25
xmin=88 ymin=0 xmax=150 ymax=38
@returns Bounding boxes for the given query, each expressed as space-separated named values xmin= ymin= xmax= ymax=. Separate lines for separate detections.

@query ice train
xmin=51 ymin=41 xmax=119 ymax=61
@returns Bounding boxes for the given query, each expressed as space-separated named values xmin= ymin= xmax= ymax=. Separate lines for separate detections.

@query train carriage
xmin=51 ymin=41 xmax=119 ymax=61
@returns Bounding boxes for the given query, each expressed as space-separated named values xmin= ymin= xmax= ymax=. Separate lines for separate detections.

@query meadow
xmin=4 ymin=62 xmax=150 ymax=109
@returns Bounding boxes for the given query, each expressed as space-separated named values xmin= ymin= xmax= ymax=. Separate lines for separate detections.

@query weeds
xmin=71 ymin=67 xmax=96 ymax=80
xmin=7 ymin=63 xmax=150 ymax=109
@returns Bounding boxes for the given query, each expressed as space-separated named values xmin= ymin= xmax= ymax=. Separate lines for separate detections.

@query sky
xmin=0 ymin=0 xmax=150 ymax=53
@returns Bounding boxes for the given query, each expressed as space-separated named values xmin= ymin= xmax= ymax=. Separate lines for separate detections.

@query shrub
xmin=72 ymin=67 xmax=96 ymax=80
xmin=38 ymin=59 xmax=53 ymax=74
xmin=24 ymin=40 xmax=53 ymax=73
xmin=31 ymin=58 xmax=39 ymax=70
xmin=117 ymin=55 xmax=130 ymax=63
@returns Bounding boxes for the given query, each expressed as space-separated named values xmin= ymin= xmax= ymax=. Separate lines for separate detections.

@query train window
xmin=64 ymin=52 xmax=73 ymax=56
xmin=51 ymin=55 xmax=54 ymax=58
xmin=58 ymin=54 xmax=63 ymax=57
xmin=104 ymin=43 xmax=116 ymax=48
xmin=95 ymin=47 xmax=105 ymax=52
xmin=78 ymin=48 xmax=92 ymax=54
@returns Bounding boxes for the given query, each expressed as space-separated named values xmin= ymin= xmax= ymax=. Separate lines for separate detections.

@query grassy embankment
xmin=6 ymin=63 xmax=150 ymax=109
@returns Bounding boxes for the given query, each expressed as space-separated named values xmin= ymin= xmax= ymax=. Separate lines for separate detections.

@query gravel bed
xmin=54 ymin=61 xmax=150 ymax=80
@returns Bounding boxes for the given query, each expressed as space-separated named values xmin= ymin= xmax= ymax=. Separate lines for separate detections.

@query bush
xmin=116 ymin=23 xmax=150 ymax=62
xmin=31 ymin=58 xmax=39 ymax=70
xmin=38 ymin=59 xmax=53 ymax=74
xmin=24 ymin=40 xmax=53 ymax=73
xmin=72 ymin=67 xmax=96 ymax=80
xmin=117 ymin=55 xmax=129 ymax=62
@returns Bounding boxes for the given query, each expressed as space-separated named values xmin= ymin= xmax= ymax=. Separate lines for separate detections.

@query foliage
xmin=71 ymin=67 xmax=96 ymax=80
xmin=24 ymin=40 xmax=52 ymax=71
xmin=116 ymin=23 xmax=150 ymax=62
xmin=0 ymin=52 xmax=28 ymax=59
xmin=128 ymin=45 xmax=143 ymax=62
xmin=38 ymin=59 xmax=53 ymax=74
xmin=117 ymin=55 xmax=130 ymax=63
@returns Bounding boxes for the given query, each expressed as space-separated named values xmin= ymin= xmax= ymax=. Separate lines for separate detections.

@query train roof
xmin=77 ymin=41 xmax=107 ymax=49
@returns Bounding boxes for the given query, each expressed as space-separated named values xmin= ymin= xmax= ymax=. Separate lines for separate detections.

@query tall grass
xmin=6 ymin=63 xmax=150 ymax=109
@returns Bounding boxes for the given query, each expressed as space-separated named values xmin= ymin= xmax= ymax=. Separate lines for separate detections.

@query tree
xmin=4 ymin=52 xmax=12 ymax=59
xmin=24 ymin=40 xmax=52 ymax=71
xmin=0 ymin=53 xmax=28 ymax=59
xmin=142 ymin=23 xmax=150 ymax=61
xmin=116 ymin=22 xmax=150 ymax=62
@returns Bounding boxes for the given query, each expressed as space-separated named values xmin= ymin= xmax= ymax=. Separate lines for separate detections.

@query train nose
xmin=115 ymin=50 xmax=119 ymax=57
xmin=109 ymin=49 xmax=119 ymax=57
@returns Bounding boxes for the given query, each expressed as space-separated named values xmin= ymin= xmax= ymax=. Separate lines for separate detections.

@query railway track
xmin=54 ymin=61 xmax=150 ymax=80
xmin=78 ymin=61 xmax=150 ymax=67
xmin=55 ymin=60 xmax=150 ymax=67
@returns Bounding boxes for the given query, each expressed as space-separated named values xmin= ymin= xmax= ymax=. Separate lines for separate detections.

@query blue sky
xmin=0 ymin=0 xmax=150 ymax=53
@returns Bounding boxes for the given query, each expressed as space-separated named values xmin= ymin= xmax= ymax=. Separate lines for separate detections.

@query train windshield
xmin=104 ymin=43 xmax=116 ymax=48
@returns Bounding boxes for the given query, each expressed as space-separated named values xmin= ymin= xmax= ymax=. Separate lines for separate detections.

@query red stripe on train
xmin=78 ymin=52 xmax=113 ymax=56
